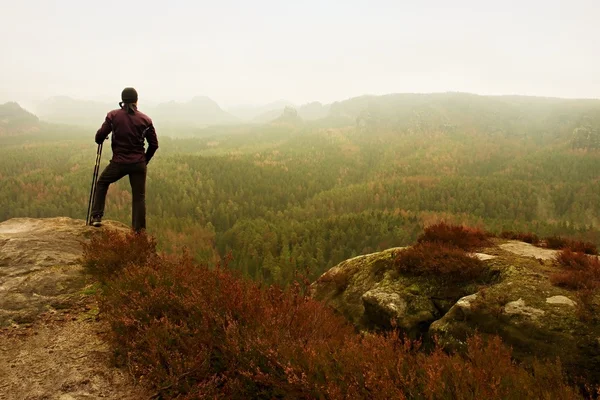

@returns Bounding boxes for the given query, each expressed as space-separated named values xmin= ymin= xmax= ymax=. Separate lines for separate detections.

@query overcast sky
xmin=1 ymin=0 xmax=599 ymax=108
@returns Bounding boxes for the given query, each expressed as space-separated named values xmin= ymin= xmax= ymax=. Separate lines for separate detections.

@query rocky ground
xmin=0 ymin=218 xmax=148 ymax=400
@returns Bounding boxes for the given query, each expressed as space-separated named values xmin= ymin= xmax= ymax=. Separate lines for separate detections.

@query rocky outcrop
xmin=311 ymin=239 xmax=600 ymax=384
xmin=310 ymin=247 xmax=499 ymax=336
xmin=0 ymin=217 xmax=128 ymax=326
xmin=272 ymin=106 xmax=303 ymax=126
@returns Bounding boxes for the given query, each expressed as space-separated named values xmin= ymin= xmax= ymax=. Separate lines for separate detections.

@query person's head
xmin=120 ymin=87 xmax=138 ymax=114
xmin=121 ymin=87 xmax=138 ymax=104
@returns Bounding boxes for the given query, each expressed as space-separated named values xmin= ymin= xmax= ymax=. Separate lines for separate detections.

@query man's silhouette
xmin=90 ymin=87 xmax=159 ymax=231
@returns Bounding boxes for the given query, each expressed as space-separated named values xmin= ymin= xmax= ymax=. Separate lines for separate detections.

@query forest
xmin=1 ymin=93 xmax=600 ymax=285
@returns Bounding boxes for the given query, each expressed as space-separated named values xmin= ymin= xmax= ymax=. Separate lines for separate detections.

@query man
xmin=90 ymin=87 xmax=159 ymax=231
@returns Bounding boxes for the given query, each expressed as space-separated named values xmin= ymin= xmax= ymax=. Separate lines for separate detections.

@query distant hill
xmin=25 ymin=92 xmax=600 ymax=139
xmin=298 ymin=101 xmax=330 ymax=120
xmin=229 ymin=100 xmax=295 ymax=122
xmin=36 ymin=96 xmax=238 ymax=128
xmin=330 ymin=92 xmax=600 ymax=140
xmin=253 ymin=108 xmax=285 ymax=123
xmin=151 ymin=96 xmax=238 ymax=127
xmin=36 ymin=96 xmax=112 ymax=127
xmin=0 ymin=102 xmax=39 ymax=135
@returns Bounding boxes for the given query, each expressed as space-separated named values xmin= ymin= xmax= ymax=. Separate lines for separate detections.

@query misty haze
xmin=1 ymin=1 xmax=600 ymax=399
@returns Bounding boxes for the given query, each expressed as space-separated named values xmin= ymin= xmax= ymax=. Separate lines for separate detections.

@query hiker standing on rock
xmin=90 ymin=87 xmax=159 ymax=232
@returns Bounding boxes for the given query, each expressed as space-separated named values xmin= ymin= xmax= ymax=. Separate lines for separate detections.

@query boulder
xmin=0 ymin=217 xmax=128 ymax=326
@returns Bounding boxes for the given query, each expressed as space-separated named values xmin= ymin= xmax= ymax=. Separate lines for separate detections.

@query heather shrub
xmin=419 ymin=222 xmax=492 ymax=251
xmin=81 ymin=229 xmax=157 ymax=283
xmin=395 ymin=242 xmax=488 ymax=283
xmin=500 ymin=231 xmax=540 ymax=245
xmin=551 ymin=249 xmax=600 ymax=291
xmin=546 ymin=236 xmax=571 ymax=251
xmin=85 ymin=233 xmax=581 ymax=399
xmin=99 ymin=254 xmax=357 ymax=398
xmin=569 ymin=241 xmax=598 ymax=255
xmin=545 ymin=236 xmax=598 ymax=255
xmin=551 ymin=249 xmax=600 ymax=324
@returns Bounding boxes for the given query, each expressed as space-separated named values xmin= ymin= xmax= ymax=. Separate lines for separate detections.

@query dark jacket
xmin=95 ymin=106 xmax=159 ymax=164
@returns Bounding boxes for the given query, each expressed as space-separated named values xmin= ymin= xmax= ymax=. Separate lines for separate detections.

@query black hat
xmin=121 ymin=87 xmax=138 ymax=103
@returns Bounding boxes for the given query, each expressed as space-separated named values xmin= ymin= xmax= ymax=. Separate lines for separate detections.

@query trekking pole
xmin=86 ymin=142 xmax=103 ymax=225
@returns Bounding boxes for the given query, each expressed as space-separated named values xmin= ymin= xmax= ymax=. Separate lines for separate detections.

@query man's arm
xmin=95 ymin=114 xmax=112 ymax=144
xmin=145 ymin=124 xmax=159 ymax=164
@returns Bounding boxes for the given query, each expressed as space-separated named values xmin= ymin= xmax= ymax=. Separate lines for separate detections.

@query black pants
xmin=91 ymin=161 xmax=147 ymax=231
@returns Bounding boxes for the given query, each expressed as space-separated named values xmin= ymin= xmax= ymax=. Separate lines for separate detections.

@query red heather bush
xmin=418 ymin=222 xmax=492 ymax=251
xmin=551 ymin=249 xmax=600 ymax=291
xmin=545 ymin=236 xmax=598 ymax=255
xmin=395 ymin=242 xmax=488 ymax=283
xmin=83 ymin=231 xmax=579 ymax=399
xmin=555 ymin=249 xmax=593 ymax=270
xmin=81 ymin=229 xmax=157 ymax=284
xmin=568 ymin=241 xmax=598 ymax=255
xmin=546 ymin=236 xmax=571 ymax=250
xmin=500 ymin=231 xmax=540 ymax=245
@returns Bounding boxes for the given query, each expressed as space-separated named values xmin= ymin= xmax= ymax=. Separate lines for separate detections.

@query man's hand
xmin=95 ymin=135 xmax=110 ymax=145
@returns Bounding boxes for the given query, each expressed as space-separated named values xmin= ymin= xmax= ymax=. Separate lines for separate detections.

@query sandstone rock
xmin=503 ymin=298 xmax=545 ymax=320
xmin=428 ymin=293 xmax=478 ymax=324
xmin=546 ymin=295 xmax=577 ymax=306
xmin=361 ymin=287 xmax=438 ymax=335
xmin=500 ymin=240 xmax=558 ymax=260
xmin=0 ymin=217 xmax=128 ymax=326
xmin=311 ymin=246 xmax=492 ymax=334
xmin=310 ymin=248 xmax=404 ymax=328
xmin=314 ymin=239 xmax=600 ymax=385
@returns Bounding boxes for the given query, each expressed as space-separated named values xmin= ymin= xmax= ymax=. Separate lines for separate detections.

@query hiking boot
xmin=91 ymin=216 xmax=102 ymax=227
